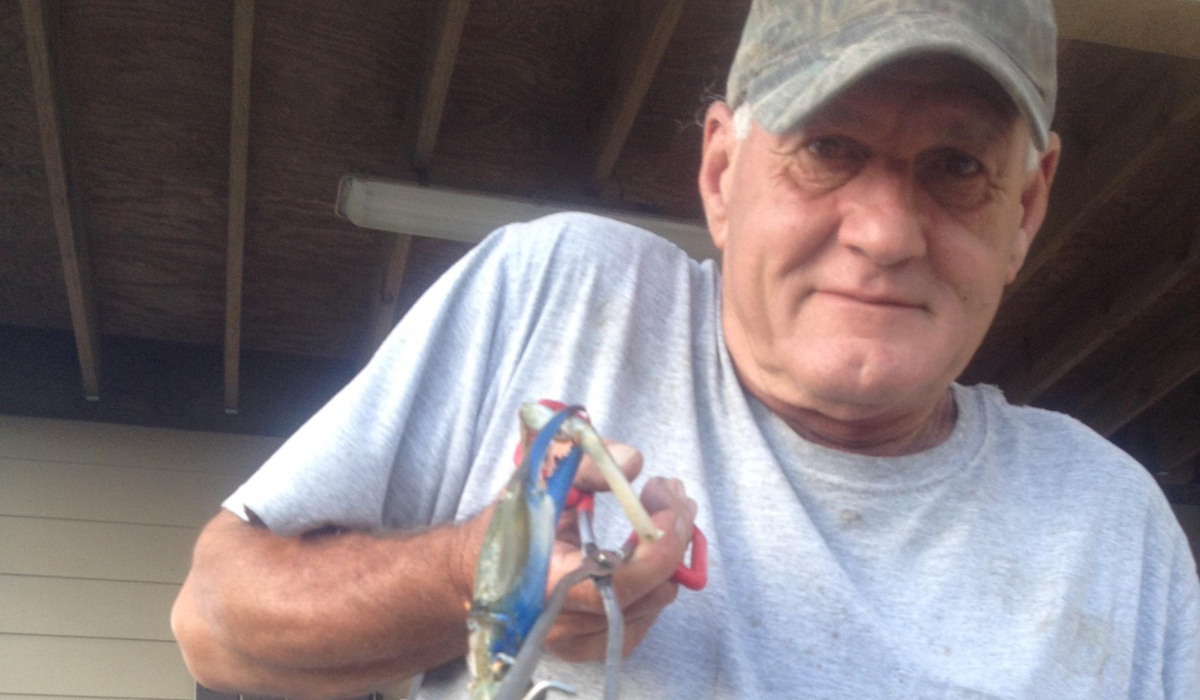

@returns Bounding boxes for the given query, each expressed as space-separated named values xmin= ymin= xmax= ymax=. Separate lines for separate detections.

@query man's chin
xmin=778 ymin=367 xmax=946 ymax=423
xmin=733 ymin=332 xmax=954 ymax=419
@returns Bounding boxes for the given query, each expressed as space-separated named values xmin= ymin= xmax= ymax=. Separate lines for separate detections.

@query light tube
xmin=335 ymin=175 xmax=718 ymax=260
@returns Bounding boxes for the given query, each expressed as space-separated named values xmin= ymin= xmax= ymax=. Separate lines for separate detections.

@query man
xmin=172 ymin=0 xmax=1200 ymax=697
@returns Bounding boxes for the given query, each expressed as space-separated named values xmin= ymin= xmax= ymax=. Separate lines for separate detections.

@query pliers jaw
xmin=490 ymin=542 xmax=628 ymax=700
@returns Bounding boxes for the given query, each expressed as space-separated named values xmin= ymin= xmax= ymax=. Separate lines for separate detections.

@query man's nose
xmin=837 ymin=166 xmax=927 ymax=266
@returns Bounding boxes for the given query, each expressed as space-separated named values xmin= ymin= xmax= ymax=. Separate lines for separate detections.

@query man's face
xmin=699 ymin=56 xmax=1060 ymax=425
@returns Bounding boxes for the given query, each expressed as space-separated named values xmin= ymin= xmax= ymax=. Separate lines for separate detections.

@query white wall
xmin=0 ymin=415 xmax=282 ymax=700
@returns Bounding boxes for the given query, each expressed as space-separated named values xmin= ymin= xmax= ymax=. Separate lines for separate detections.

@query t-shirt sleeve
xmin=222 ymin=222 xmax=536 ymax=535
xmin=221 ymin=212 xmax=698 ymax=537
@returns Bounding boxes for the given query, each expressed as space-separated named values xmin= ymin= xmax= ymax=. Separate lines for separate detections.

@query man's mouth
xmin=818 ymin=289 xmax=924 ymax=310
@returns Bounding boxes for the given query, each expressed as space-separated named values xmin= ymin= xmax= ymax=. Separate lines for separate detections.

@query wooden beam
xmin=1120 ymin=371 xmax=1200 ymax=478
xmin=1160 ymin=474 xmax=1200 ymax=507
xmin=1142 ymin=393 xmax=1200 ymax=477
xmin=1011 ymin=73 xmax=1200 ymax=294
xmin=1055 ymin=0 xmax=1200 ymax=61
xmin=1159 ymin=430 xmax=1200 ymax=477
xmin=967 ymin=66 xmax=1200 ymax=386
xmin=588 ymin=0 xmax=688 ymax=192
xmin=999 ymin=191 xmax=1200 ymax=404
xmin=21 ymin=0 xmax=101 ymax=400
xmin=412 ymin=0 xmax=470 ymax=173
xmin=361 ymin=233 xmax=412 ymax=362
xmin=224 ymin=0 xmax=254 ymax=414
xmin=1073 ymin=300 xmax=1200 ymax=437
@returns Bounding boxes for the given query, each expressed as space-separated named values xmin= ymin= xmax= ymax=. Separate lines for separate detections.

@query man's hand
xmin=537 ymin=443 xmax=699 ymax=662
xmin=174 ymin=504 xmax=494 ymax=698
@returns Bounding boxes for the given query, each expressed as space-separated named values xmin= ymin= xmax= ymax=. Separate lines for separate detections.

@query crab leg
xmin=518 ymin=403 xmax=661 ymax=542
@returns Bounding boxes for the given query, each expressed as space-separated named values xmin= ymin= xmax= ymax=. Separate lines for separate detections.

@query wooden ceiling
xmin=1 ymin=0 xmax=1198 ymax=502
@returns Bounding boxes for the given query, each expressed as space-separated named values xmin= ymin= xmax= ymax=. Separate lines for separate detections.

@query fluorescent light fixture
xmin=336 ymin=175 xmax=718 ymax=260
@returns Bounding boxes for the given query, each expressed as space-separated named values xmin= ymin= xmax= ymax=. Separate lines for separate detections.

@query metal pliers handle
xmin=569 ymin=487 xmax=707 ymax=591
xmin=491 ymin=535 xmax=626 ymax=700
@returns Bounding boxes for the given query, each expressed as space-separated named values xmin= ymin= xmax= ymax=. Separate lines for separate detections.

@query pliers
xmin=491 ymin=401 xmax=708 ymax=700
xmin=490 ymin=492 xmax=626 ymax=700
xmin=491 ymin=487 xmax=707 ymax=700
xmin=522 ymin=400 xmax=708 ymax=592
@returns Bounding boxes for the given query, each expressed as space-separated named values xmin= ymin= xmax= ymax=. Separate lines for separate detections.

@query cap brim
xmin=745 ymin=14 xmax=1050 ymax=150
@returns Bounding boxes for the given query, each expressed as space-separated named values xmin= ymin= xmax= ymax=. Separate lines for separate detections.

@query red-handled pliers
xmin=568 ymin=486 xmax=707 ymax=590
xmin=518 ymin=398 xmax=707 ymax=591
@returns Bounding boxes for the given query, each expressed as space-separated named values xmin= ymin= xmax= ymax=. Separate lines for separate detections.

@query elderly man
xmin=172 ymin=0 xmax=1200 ymax=697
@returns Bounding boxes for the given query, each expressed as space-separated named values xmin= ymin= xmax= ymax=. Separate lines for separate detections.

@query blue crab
xmin=466 ymin=402 xmax=664 ymax=700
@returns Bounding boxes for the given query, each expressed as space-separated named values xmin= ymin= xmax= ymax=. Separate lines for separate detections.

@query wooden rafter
xmin=998 ymin=191 xmax=1200 ymax=405
xmin=394 ymin=1 xmax=467 ymax=325
xmin=1011 ymin=78 xmax=1200 ymax=295
xmin=1159 ymin=429 xmax=1200 ymax=476
xmin=21 ymin=0 xmax=101 ymax=400
xmin=1055 ymin=0 xmax=1200 ymax=61
xmin=1074 ymin=302 xmax=1200 ymax=438
xmin=375 ymin=1 xmax=469 ymax=356
xmin=1163 ymin=443 xmax=1200 ymax=480
xmin=588 ymin=0 xmax=688 ymax=192
xmin=1131 ymin=385 xmax=1200 ymax=477
xmin=361 ymin=233 xmax=412 ymax=362
xmin=412 ymin=0 xmax=470 ymax=173
xmin=224 ymin=0 xmax=254 ymax=413
xmin=1157 ymin=429 xmax=1200 ymax=504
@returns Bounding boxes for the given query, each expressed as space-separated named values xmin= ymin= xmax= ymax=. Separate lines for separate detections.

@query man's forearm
xmin=171 ymin=508 xmax=489 ymax=697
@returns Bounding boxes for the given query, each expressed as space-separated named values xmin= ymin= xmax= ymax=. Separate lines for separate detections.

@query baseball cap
xmin=726 ymin=0 xmax=1057 ymax=149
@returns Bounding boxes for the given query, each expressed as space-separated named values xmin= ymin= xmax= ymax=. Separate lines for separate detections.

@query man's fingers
xmin=544 ymin=465 xmax=699 ymax=665
xmin=546 ymin=604 xmax=666 ymax=662
xmin=554 ymin=477 xmax=696 ymax=614
xmin=639 ymin=476 xmax=698 ymax=525
xmin=544 ymin=582 xmax=674 ymax=661
xmin=620 ymin=605 xmax=665 ymax=657
xmin=552 ymin=476 xmax=696 ymax=616
xmin=554 ymin=586 xmax=675 ymax=632
xmin=608 ymin=505 xmax=690 ymax=605
xmin=558 ymin=570 xmax=679 ymax=617
xmin=615 ymin=578 xmax=679 ymax=620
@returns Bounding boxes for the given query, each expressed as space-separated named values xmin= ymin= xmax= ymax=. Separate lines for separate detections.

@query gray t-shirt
xmin=225 ymin=212 xmax=1200 ymax=699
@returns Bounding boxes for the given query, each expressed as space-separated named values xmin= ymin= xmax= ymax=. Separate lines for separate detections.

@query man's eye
xmin=924 ymin=150 xmax=984 ymax=178
xmin=792 ymin=136 xmax=867 ymax=187
xmin=918 ymin=150 xmax=993 ymax=208
xmin=805 ymin=136 xmax=864 ymax=162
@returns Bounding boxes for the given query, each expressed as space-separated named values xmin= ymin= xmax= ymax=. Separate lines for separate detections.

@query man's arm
xmin=171 ymin=508 xmax=488 ymax=699
xmin=171 ymin=452 xmax=697 ymax=699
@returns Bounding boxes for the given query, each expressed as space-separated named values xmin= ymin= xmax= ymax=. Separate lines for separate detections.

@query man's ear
xmin=1009 ymin=131 xmax=1062 ymax=280
xmin=699 ymin=101 xmax=737 ymax=252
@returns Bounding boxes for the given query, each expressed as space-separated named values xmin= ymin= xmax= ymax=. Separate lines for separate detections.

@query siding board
xmin=0 ymin=574 xmax=177 ymax=640
xmin=0 ymin=516 xmax=195 ymax=583
xmin=0 ymin=415 xmax=281 ymax=473
xmin=0 ymin=634 xmax=192 ymax=699
xmin=0 ymin=696 xmax=180 ymax=700
xmin=0 ymin=415 xmax=288 ymax=698
xmin=0 ymin=457 xmax=243 ymax=527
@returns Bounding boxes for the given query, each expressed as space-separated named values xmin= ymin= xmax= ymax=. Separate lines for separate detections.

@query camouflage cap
xmin=726 ymin=0 xmax=1057 ymax=149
